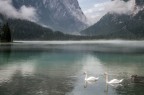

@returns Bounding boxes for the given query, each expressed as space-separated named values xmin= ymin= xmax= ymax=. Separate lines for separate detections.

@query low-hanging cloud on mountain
xmin=84 ymin=0 xmax=139 ymax=24
xmin=0 ymin=0 xmax=37 ymax=21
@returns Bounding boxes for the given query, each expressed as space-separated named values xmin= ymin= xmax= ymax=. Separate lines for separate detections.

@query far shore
xmin=1 ymin=40 xmax=144 ymax=45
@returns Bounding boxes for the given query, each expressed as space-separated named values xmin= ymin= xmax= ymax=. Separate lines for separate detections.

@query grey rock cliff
xmin=12 ymin=0 xmax=88 ymax=33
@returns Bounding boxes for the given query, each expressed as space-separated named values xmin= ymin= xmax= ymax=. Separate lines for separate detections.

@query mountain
xmin=81 ymin=0 xmax=144 ymax=39
xmin=11 ymin=0 xmax=88 ymax=33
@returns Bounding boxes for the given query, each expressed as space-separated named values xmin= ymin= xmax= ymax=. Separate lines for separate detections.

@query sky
xmin=78 ymin=0 xmax=108 ymax=10
xmin=78 ymin=0 xmax=110 ymax=23
xmin=78 ymin=0 xmax=137 ymax=24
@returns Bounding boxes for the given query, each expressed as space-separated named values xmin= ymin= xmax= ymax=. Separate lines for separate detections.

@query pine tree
xmin=1 ymin=23 xmax=12 ymax=42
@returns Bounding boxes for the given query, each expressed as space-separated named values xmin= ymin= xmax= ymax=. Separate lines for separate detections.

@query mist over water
xmin=8 ymin=40 xmax=144 ymax=53
xmin=0 ymin=40 xmax=144 ymax=95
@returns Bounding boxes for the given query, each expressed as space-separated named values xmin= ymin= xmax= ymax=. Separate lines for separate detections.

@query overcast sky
xmin=78 ymin=0 xmax=109 ymax=10
xmin=78 ymin=0 xmax=110 ymax=24
xmin=78 ymin=0 xmax=136 ymax=24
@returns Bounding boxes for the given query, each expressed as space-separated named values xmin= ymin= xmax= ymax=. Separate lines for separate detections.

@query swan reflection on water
xmin=84 ymin=80 xmax=98 ymax=88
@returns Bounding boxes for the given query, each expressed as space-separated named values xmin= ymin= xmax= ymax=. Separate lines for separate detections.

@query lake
xmin=0 ymin=40 xmax=144 ymax=95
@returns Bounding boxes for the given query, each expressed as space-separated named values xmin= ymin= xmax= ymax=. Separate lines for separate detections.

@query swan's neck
xmin=105 ymin=74 xmax=108 ymax=83
xmin=85 ymin=73 xmax=87 ymax=80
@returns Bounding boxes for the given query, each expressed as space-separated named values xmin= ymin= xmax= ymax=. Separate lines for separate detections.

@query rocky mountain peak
xmin=12 ymin=0 xmax=88 ymax=33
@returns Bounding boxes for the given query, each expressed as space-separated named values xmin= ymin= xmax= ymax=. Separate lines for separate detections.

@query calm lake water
xmin=0 ymin=40 xmax=144 ymax=95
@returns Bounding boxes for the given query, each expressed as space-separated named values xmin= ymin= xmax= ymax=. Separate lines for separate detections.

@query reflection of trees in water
xmin=0 ymin=45 xmax=44 ymax=66
xmin=102 ymin=80 xmax=144 ymax=95
xmin=115 ymin=83 xmax=144 ymax=95
xmin=0 ymin=44 xmax=11 ymax=64
xmin=0 ymin=70 xmax=76 ymax=95
xmin=0 ymin=49 xmax=80 ymax=95
xmin=92 ymin=52 xmax=144 ymax=65
xmin=0 ymin=44 xmax=79 ymax=66
xmin=91 ymin=52 xmax=144 ymax=75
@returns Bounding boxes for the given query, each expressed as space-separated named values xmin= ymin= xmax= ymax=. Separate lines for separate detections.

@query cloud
xmin=0 ymin=0 xmax=37 ymax=21
xmin=106 ymin=0 xmax=136 ymax=14
xmin=84 ymin=0 xmax=137 ymax=24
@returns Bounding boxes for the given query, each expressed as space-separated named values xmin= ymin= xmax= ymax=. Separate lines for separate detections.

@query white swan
xmin=104 ymin=72 xmax=123 ymax=84
xmin=84 ymin=72 xmax=99 ymax=82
